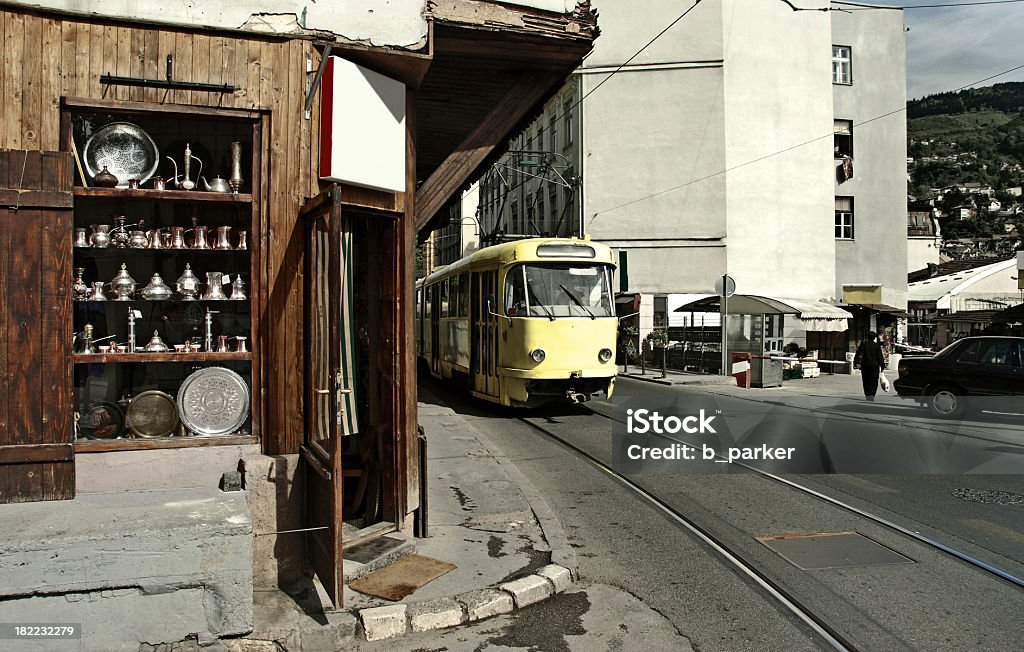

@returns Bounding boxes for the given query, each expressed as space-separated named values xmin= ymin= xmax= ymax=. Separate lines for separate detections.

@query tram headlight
xmin=598 ymin=348 xmax=613 ymax=363
xmin=530 ymin=348 xmax=546 ymax=363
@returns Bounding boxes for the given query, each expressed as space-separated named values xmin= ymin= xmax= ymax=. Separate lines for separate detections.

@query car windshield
xmin=505 ymin=264 xmax=614 ymax=318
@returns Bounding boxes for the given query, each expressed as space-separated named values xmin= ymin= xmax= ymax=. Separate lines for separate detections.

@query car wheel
xmin=929 ymin=385 xmax=965 ymax=418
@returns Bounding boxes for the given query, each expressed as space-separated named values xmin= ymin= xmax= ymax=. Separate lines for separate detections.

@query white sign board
xmin=319 ymin=57 xmax=406 ymax=193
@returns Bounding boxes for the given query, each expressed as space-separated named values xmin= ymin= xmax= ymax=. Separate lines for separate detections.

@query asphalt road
xmin=403 ymin=375 xmax=1024 ymax=651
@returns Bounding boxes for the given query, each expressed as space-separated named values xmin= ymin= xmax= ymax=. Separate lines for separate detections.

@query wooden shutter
xmin=0 ymin=150 xmax=74 ymax=503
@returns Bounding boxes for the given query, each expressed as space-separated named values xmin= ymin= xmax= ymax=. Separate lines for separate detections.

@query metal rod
xmin=100 ymin=73 xmax=235 ymax=94
xmin=304 ymin=44 xmax=333 ymax=114
xmin=254 ymin=526 xmax=329 ymax=537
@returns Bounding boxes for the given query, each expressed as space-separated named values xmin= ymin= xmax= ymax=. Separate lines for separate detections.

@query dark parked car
xmin=894 ymin=336 xmax=1024 ymax=418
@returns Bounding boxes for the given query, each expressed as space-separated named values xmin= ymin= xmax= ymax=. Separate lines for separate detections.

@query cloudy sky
xmin=873 ymin=0 xmax=1024 ymax=100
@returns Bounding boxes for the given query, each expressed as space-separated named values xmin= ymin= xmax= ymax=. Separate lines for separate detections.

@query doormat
xmin=349 ymin=554 xmax=457 ymax=601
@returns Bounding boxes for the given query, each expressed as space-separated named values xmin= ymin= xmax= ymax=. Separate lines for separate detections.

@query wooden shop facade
xmin=0 ymin=0 xmax=597 ymax=609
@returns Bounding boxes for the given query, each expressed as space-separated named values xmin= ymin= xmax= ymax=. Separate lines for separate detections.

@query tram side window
xmin=458 ymin=273 xmax=469 ymax=317
xmin=505 ymin=267 xmax=527 ymax=316
xmin=440 ymin=279 xmax=449 ymax=318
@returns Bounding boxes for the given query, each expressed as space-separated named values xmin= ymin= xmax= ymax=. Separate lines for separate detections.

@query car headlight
xmin=598 ymin=348 xmax=613 ymax=363
xmin=530 ymin=348 xmax=546 ymax=363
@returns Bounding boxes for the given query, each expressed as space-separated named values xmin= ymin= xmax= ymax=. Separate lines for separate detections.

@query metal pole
xmin=641 ymin=342 xmax=646 ymax=375
xmin=721 ymin=275 xmax=729 ymax=376
xmin=661 ymin=344 xmax=667 ymax=379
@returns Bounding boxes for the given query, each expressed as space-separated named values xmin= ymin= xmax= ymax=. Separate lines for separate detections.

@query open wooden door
xmin=0 ymin=150 xmax=74 ymax=504
xmin=301 ymin=187 xmax=345 ymax=607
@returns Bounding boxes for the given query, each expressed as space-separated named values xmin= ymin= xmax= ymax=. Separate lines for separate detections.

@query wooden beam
xmin=414 ymin=70 xmax=561 ymax=233
xmin=0 ymin=443 xmax=73 ymax=464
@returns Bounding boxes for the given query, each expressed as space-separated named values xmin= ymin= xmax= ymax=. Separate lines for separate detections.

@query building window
xmin=550 ymin=113 xmax=558 ymax=150
xmin=834 ymin=119 xmax=853 ymax=159
xmin=835 ymin=197 xmax=854 ymax=239
xmin=510 ymin=201 xmax=518 ymax=233
xmin=563 ymin=97 xmax=574 ymax=147
xmin=832 ymin=45 xmax=852 ymax=84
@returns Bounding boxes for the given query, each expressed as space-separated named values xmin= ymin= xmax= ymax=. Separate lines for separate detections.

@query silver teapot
xmin=200 ymin=176 xmax=232 ymax=193
xmin=175 ymin=264 xmax=201 ymax=300
xmin=110 ymin=263 xmax=136 ymax=301
xmin=141 ymin=273 xmax=174 ymax=300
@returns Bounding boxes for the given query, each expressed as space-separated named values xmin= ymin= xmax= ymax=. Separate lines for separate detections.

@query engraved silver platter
xmin=82 ymin=122 xmax=160 ymax=188
xmin=177 ymin=367 xmax=250 ymax=436
xmin=126 ymin=390 xmax=179 ymax=438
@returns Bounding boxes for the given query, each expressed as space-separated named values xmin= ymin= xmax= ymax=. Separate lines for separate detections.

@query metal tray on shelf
xmin=78 ymin=401 xmax=125 ymax=439
xmin=82 ymin=122 xmax=160 ymax=188
xmin=177 ymin=367 xmax=250 ymax=436
xmin=126 ymin=390 xmax=179 ymax=438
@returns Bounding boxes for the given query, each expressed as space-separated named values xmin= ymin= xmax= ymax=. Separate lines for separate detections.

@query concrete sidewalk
xmin=244 ymin=385 xmax=578 ymax=647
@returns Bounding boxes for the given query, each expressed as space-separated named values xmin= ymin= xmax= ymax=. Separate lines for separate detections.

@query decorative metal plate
xmin=82 ymin=122 xmax=160 ymax=188
xmin=177 ymin=367 xmax=250 ymax=436
xmin=126 ymin=390 xmax=179 ymax=438
xmin=79 ymin=402 xmax=125 ymax=439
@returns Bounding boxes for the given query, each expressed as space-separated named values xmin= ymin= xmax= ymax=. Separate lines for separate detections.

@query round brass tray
xmin=177 ymin=367 xmax=250 ymax=436
xmin=82 ymin=122 xmax=160 ymax=188
xmin=126 ymin=390 xmax=179 ymax=438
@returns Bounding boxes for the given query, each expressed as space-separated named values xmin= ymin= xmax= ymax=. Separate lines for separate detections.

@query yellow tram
xmin=416 ymin=238 xmax=618 ymax=406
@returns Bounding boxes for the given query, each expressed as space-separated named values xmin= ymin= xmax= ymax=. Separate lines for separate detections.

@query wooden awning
xmin=412 ymin=2 xmax=597 ymax=234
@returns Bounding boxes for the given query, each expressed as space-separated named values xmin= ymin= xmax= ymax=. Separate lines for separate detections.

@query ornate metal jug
xmin=213 ymin=226 xmax=233 ymax=250
xmin=236 ymin=230 xmax=248 ymax=251
xmin=202 ymin=272 xmax=228 ymax=300
xmin=192 ymin=225 xmax=210 ymax=250
xmin=168 ymin=226 xmax=187 ymax=249
xmin=129 ymin=230 xmax=148 ymax=248
xmin=87 ymin=281 xmax=108 ymax=301
xmin=90 ymin=224 xmax=111 ymax=248
xmin=110 ymin=263 xmax=136 ymax=301
xmin=166 ymin=143 xmax=202 ymax=191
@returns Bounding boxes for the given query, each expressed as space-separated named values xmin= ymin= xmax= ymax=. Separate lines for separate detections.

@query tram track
xmin=516 ymin=405 xmax=1024 ymax=652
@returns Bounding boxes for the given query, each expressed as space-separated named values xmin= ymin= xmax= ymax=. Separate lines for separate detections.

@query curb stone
xmin=336 ymin=564 xmax=574 ymax=642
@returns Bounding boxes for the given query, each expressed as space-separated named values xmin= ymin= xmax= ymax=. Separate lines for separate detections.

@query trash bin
xmin=888 ymin=353 xmax=901 ymax=372
xmin=750 ymin=356 xmax=783 ymax=388
xmin=731 ymin=352 xmax=752 ymax=388
xmin=844 ymin=351 xmax=856 ymax=375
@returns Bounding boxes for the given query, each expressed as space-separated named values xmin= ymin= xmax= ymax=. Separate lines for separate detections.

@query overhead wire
xmin=589 ymin=62 xmax=1024 ymax=221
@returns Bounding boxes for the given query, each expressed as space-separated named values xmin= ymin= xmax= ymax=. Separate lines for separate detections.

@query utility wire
xmin=836 ymin=0 xmax=1024 ymax=10
xmin=481 ymin=1 xmax=705 ymax=235
xmin=590 ymin=62 xmax=1024 ymax=221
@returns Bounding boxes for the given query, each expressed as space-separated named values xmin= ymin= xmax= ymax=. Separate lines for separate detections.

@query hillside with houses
xmin=907 ymin=82 xmax=1024 ymax=258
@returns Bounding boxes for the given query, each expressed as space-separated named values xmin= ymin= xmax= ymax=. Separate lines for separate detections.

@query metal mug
xmin=169 ymin=226 xmax=187 ymax=249
xmin=192 ymin=225 xmax=210 ymax=250
xmin=214 ymin=226 xmax=233 ymax=250
xmin=74 ymin=228 xmax=89 ymax=248
xmin=151 ymin=176 xmax=166 ymax=191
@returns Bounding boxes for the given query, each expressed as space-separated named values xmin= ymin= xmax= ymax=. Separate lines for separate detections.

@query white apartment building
xmin=443 ymin=0 xmax=907 ymax=356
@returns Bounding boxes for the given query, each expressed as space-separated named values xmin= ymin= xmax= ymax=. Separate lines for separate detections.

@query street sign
xmin=715 ymin=274 xmax=736 ymax=298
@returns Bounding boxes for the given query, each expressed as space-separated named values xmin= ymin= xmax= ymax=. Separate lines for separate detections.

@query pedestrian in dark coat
xmin=853 ymin=331 xmax=885 ymax=400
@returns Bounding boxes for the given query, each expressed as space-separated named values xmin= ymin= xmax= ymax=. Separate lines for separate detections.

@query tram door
xmin=471 ymin=271 xmax=499 ymax=397
xmin=430 ymin=284 xmax=441 ymax=375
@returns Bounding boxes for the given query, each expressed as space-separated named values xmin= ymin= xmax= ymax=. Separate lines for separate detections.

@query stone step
xmin=342 ymin=532 xmax=416 ymax=583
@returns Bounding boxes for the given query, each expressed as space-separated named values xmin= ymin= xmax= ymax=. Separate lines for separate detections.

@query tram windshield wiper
xmin=560 ymin=284 xmax=596 ymax=319
xmin=528 ymin=288 xmax=556 ymax=321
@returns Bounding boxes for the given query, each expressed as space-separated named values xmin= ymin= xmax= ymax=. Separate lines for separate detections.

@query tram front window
xmin=506 ymin=264 xmax=614 ymax=318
